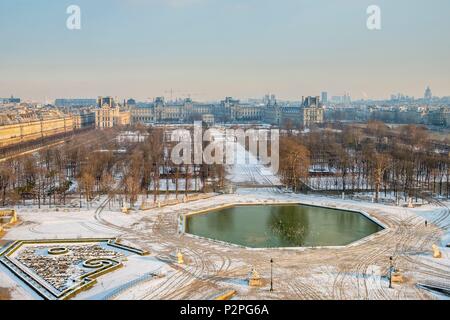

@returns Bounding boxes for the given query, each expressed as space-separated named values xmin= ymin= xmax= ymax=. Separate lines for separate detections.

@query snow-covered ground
xmin=413 ymin=205 xmax=450 ymax=247
xmin=4 ymin=207 xmax=121 ymax=240
xmin=1 ymin=139 xmax=449 ymax=300
xmin=74 ymin=255 xmax=169 ymax=300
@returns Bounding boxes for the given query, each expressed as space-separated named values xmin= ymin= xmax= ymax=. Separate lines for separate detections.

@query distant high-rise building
xmin=321 ymin=92 xmax=328 ymax=104
xmin=263 ymin=94 xmax=277 ymax=105
xmin=424 ymin=86 xmax=432 ymax=100
xmin=340 ymin=93 xmax=351 ymax=104
xmin=331 ymin=96 xmax=342 ymax=103
xmin=331 ymin=94 xmax=351 ymax=104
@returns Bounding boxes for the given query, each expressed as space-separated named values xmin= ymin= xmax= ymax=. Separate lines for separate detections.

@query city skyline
xmin=2 ymin=86 xmax=446 ymax=105
xmin=1 ymin=0 xmax=450 ymax=101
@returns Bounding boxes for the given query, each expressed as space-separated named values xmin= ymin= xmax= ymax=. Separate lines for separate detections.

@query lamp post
xmin=270 ymin=258 xmax=273 ymax=292
xmin=389 ymin=256 xmax=393 ymax=289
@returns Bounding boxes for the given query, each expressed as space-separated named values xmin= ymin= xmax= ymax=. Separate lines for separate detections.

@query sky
xmin=0 ymin=0 xmax=449 ymax=102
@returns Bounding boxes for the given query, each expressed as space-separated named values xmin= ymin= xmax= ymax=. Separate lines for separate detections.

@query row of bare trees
xmin=279 ymin=121 xmax=450 ymax=201
xmin=0 ymin=125 xmax=226 ymax=208
xmin=0 ymin=128 xmax=120 ymax=208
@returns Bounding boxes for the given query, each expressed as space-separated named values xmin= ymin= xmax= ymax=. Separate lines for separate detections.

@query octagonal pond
xmin=185 ymin=204 xmax=383 ymax=248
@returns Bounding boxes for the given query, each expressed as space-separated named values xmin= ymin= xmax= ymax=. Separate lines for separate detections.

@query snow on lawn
xmin=4 ymin=210 xmax=116 ymax=240
xmin=74 ymin=255 xmax=169 ymax=300
xmin=4 ymin=198 xmax=141 ymax=241
xmin=413 ymin=201 xmax=450 ymax=247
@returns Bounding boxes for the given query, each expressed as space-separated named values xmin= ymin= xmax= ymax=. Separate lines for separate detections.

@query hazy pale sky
xmin=0 ymin=0 xmax=449 ymax=102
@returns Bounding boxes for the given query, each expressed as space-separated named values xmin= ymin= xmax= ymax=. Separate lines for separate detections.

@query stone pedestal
xmin=392 ymin=271 xmax=404 ymax=283
xmin=10 ymin=210 xmax=17 ymax=224
xmin=248 ymin=268 xmax=262 ymax=287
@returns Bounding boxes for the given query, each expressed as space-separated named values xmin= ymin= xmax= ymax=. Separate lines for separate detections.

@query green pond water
xmin=185 ymin=205 xmax=383 ymax=248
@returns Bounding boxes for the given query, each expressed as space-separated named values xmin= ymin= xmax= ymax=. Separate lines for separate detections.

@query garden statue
xmin=432 ymin=244 xmax=442 ymax=258
xmin=177 ymin=251 xmax=184 ymax=264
